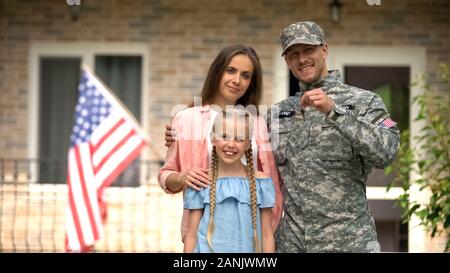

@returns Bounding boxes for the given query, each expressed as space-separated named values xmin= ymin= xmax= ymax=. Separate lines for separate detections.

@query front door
xmin=345 ymin=65 xmax=410 ymax=252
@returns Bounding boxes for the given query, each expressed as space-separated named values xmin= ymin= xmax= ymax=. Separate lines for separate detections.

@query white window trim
xmin=272 ymin=50 xmax=289 ymax=104
xmin=28 ymin=42 xmax=150 ymax=183
xmin=274 ymin=45 xmax=428 ymax=252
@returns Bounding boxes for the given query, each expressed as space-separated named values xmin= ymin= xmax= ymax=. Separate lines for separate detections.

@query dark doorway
xmin=38 ymin=56 xmax=143 ymax=187
xmin=39 ymin=57 xmax=81 ymax=183
xmin=289 ymin=70 xmax=300 ymax=96
xmin=345 ymin=65 xmax=410 ymax=252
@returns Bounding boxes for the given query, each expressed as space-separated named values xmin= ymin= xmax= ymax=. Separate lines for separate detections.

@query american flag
xmin=378 ymin=117 xmax=397 ymax=129
xmin=65 ymin=65 xmax=147 ymax=252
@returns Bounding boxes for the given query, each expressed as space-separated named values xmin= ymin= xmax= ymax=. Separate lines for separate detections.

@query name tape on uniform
xmin=279 ymin=110 xmax=295 ymax=118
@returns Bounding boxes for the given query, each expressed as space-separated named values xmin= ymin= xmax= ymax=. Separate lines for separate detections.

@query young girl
xmin=183 ymin=109 xmax=275 ymax=253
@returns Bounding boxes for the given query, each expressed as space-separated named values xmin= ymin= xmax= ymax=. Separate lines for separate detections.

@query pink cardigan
xmin=158 ymin=105 xmax=283 ymax=242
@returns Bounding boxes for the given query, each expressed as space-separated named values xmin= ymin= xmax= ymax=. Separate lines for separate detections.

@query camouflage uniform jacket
xmin=269 ymin=70 xmax=400 ymax=252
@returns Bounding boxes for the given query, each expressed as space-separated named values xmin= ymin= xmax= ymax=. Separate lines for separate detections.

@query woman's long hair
xmin=190 ymin=44 xmax=263 ymax=108
xmin=207 ymin=109 xmax=259 ymax=252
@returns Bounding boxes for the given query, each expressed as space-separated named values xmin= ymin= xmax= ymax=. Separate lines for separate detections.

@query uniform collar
xmin=297 ymin=70 xmax=342 ymax=95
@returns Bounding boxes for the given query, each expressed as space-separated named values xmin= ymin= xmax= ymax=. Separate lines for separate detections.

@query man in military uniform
xmin=269 ymin=21 xmax=400 ymax=252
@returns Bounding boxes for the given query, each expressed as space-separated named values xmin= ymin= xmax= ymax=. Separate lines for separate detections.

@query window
xmin=34 ymin=47 xmax=145 ymax=187
xmin=94 ymin=55 xmax=142 ymax=187
xmin=38 ymin=57 xmax=80 ymax=183
xmin=289 ymin=70 xmax=300 ymax=96
xmin=369 ymin=200 xmax=408 ymax=252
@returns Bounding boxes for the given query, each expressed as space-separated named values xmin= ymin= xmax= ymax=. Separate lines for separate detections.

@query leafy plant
xmin=385 ymin=63 xmax=450 ymax=252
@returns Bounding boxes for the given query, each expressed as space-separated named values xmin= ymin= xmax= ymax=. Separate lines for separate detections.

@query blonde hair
xmin=207 ymin=109 xmax=259 ymax=252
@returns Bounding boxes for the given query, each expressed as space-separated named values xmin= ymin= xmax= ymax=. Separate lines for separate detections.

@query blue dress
xmin=184 ymin=176 xmax=275 ymax=253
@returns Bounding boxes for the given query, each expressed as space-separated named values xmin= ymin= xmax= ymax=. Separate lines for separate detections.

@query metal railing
xmin=0 ymin=158 xmax=184 ymax=253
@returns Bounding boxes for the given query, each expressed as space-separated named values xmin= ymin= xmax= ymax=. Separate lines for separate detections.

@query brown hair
xmin=207 ymin=109 xmax=259 ymax=252
xmin=190 ymin=44 xmax=263 ymax=108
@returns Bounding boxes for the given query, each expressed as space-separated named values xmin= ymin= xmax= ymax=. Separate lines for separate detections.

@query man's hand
xmin=165 ymin=124 xmax=176 ymax=147
xmin=179 ymin=168 xmax=210 ymax=191
xmin=300 ymin=88 xmax=335 ymax=115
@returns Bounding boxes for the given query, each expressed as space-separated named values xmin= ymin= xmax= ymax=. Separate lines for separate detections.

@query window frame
xmin=29 ymin=42 xmax=150 ymax=184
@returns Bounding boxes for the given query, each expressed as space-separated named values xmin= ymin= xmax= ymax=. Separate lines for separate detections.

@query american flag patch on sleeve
xmin=378 ymin=117 xmax=397 ymax=128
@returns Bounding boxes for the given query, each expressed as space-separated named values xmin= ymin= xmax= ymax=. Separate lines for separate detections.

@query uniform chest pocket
xmin=318 ymin=124 xmax=354 ymax=161
xmin=270 ymin=117 xmax=292 ymax=165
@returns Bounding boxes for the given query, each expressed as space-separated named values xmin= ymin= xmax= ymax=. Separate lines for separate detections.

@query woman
xmin=158 ymin=44 xmax=282 ymax=244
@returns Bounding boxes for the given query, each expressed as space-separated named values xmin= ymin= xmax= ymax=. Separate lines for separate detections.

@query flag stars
xmin=70 ymin=72 xmax=113 ymax=147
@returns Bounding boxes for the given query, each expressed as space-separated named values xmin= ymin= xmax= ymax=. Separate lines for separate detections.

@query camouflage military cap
xmin=280 ymin=21 xmax=325 ymax=56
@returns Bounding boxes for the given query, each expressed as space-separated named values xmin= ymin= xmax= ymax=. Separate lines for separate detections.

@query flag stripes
xmin=66 ymin=65 xmax=147 ymax=252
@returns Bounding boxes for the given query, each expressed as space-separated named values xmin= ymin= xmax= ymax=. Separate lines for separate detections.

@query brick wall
xmin=425 ymin=232 xmax=448 ymax=253
xmin=1 ymin=0 xmax=449 ymax=158
xmin=1 ymin=0 xmax=449 ymax=252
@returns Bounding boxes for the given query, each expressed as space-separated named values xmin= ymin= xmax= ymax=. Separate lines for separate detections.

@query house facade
xmin=0 ymin=0 xmax=448 ymax=252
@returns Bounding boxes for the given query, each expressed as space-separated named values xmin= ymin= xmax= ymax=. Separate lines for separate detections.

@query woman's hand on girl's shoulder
xmin=255 ymin=171 xmax=269 ymax=179
xmin=180 ymin=168 xmax=210 ymax=191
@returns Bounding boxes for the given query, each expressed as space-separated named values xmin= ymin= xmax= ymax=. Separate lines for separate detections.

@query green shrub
xmin=386 ymin=63 xmax=450 ymax=252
